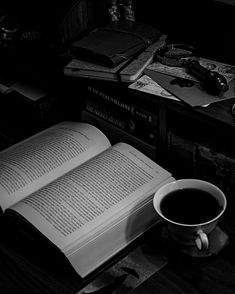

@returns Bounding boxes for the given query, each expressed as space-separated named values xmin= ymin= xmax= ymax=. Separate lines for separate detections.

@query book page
xmin=10 ymin=143 xmax=171 ymax=253
xmin=0 ymin=122 xmax=110 ymax=211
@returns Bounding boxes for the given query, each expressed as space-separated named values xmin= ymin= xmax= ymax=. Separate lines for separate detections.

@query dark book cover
xmin=70 ymin=20 xmax=163 ymax=67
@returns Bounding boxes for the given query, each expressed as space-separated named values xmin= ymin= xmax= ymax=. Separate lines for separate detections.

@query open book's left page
xmin=0 ymin=122 xmax=111 ymax=211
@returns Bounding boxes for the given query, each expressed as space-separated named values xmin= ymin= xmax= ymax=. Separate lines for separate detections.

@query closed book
xmin=69 ymin=20 xmax=163 ymax=67
xmin=64 ymin=36 xmax=166 ymax=82
xmin=64 ymin=57 xmax=130 ymax=82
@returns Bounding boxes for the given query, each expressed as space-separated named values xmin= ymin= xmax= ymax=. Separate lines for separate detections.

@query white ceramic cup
xmin=153 ymin=179 xmax=227 ymax=251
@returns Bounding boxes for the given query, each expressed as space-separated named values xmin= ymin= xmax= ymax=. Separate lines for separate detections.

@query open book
xmin=0 ymin=122 xmax=174 ymax=278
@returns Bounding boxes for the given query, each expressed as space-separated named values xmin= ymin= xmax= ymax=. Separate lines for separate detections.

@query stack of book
xmin=64 ymin=21 xmax=166 ymax=160
xmin=64 ymin=20 xmax=166 ymax=82
xmin=80 ymin=80 xmax=159 ymax=160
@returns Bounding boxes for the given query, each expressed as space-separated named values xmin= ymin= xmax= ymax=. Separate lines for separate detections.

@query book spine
xmin=81 ymin=110 xmax=157 ymax=160
xmin=87 ymin=84 xmax=158 ymax=126
xmin=85 ymin=93 xmax=158 ymax=146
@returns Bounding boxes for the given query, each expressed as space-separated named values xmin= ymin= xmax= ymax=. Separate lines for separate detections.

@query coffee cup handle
xmin=195 ymin=229 xmax=209 ymax=250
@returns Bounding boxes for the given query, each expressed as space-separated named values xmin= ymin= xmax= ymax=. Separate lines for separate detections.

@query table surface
xmin=132 ymin=202 xmax=235 ymax=294
xmin=1 ymin=198 xmax=235 ymax=294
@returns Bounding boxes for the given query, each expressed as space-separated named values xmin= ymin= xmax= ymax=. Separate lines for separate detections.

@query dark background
xmin=135 ymin=0 xmax=235 ymax=64
xmin=0 ymin=0 xmax=234 ymax=64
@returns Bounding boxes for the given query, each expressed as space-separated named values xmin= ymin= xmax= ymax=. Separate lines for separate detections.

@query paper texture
xmin=129 ymin=74 xmax=179 ymax=101
xmin=144 ymin=70 xmax=235 ymax=107
xmin=0 ymin=122 xmax=110 ymax=211
xmin=12 ymin=143 xmax=171 ymax=250
xmin=147 ymin=58 xmax=235 ymax=83
xmin=2 ymin=121 xmax=173 ymax=278
xmin=10 ymin=140 xmax=172 ymax=277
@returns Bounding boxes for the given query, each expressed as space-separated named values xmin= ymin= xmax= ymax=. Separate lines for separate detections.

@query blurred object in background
xmin=123 ymin=0 xmax=135 ymax=21
xmin=0 ymin=15 xmax=19 ymax=47
xmin=107 ymin=0 xmax=135 ymax=22
xmin=107 ymin=0 xmax=121 ymax=22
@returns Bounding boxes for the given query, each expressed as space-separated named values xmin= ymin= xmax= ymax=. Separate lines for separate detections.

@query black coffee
xmin=160 ymin=188 xmax=222 ymax=224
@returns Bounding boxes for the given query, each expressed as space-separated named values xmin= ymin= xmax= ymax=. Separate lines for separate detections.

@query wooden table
xmin=1 ymin=198 xmax=234 ymax=294
xmin=132 ymin=203 xmax=235 ymax=294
